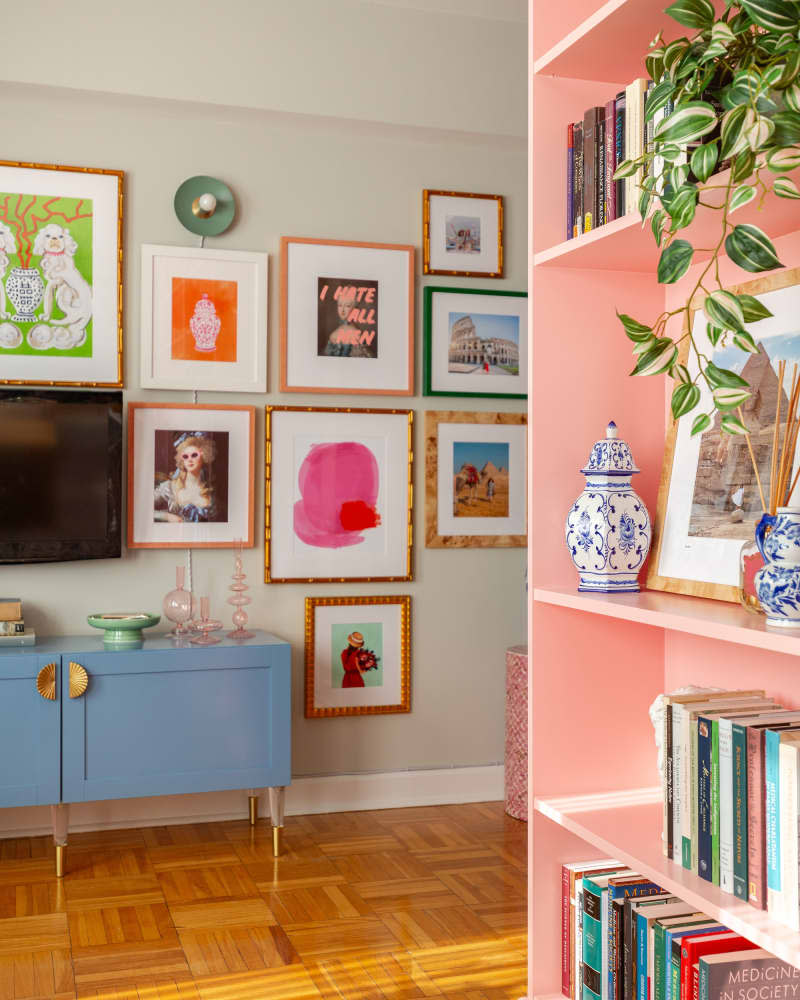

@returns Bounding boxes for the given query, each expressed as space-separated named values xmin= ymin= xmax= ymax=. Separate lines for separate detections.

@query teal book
xmin=636 ymin=902 xmax=694 ymax=1000
xmin=663 ymin=922 xmax=722 ymax=1000
xmin=711 ymin=718 xmax=720 ymax=885
xmin=732 ymin=721 xmax=749 ymax=900
xmin=584 ymin=872 xmax=628 ymax=1000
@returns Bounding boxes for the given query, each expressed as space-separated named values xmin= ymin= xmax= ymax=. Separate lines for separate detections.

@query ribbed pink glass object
xmin=227 ymin=539 xmax=254 ymax=640
xmin=190 ymin=596 xmax=223 ymax=646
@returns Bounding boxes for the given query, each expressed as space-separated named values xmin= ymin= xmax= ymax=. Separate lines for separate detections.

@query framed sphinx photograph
xmin=266 ymin=406 xmax=413 ymax=582
xmin=304 ymin=595 xmax=411 ymax=717
xmin=0 ymin=159 xmax=123 ymax=387
xmin=648 ymin=267 xmax=800 ymax=601
xmin=425 ymin=410 xmax=527 ymax=548
xmin=422 ymin=189 xmax=503 ymax=279
xmin=140 ymin=244 xmax=268 ymax=393
xmin=128 ymin=402 xmax=255 ymax=549
xmin=279 ymin=236 xmax=414 ymax=395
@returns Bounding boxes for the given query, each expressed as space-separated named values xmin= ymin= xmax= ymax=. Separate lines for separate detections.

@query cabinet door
xmin=0 ymin=654 xmax=61 ymax=806
xmin=61 ymin=643 xmax=291 ymax=803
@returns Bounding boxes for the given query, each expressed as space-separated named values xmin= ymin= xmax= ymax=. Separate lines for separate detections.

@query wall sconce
xmin=173 ymin=175 xmax=235 ymax=237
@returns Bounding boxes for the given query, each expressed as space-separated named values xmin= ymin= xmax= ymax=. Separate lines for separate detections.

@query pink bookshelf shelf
xmin=533 ymin=586 xmax=800 ymax=656
xmin=533 ymin=0 xmax=683 ymax=82
xmin=534 ymin=789 xmax=800 ymax=968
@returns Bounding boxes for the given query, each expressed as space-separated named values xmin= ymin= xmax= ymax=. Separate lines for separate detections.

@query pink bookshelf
xmin=528 ymin=1 xmax=800 ymax=997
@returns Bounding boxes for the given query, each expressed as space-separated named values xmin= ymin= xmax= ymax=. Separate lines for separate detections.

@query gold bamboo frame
xmin=422 ymin=188 xmax=504 ymax=279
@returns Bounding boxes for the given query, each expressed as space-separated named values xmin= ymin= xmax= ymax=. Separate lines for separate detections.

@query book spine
xmin=583 ymin=109 xmax=597 ymax=233
xmin=636 ymin=913 xmax=646 ymax=1000
xmin=576 ymin=879 xmax=585 ymax=1000
xmin=567 ymin=124 xmax=574 ymax=242
xmin=605 ymin=99 xmax=616 ymax=222
xmin=664 ymin=703 xmax=673 ymax=859
xmin=698 ymin=964 xmax=708 ymax=1000
xmin=573 ymin=122 xmax=584 ymax=238
xmin=747 ymin=728 xmax=767 ymax=908
xmin=624 ymin=898 xmax=634 ymax=1000
xmin=733 ymin=723 xmax=749 ymax=900
xmin=698 ymin=716 xmax=713 ymax=881
xmin=610 ymin=899 xmax=618 ymax=1000
xmin=711 ymin=719 xmax=720 ymax=886
xmin=563 ymin=866 xmax=571 ymax=996
xmin=652 ymin=924 xmax=664 ymax=1000
xmin=691 ymin=710 xmax=700 ymax=872
xmin=669 ymin=939 xmax=681 ymax=1000
xmin=779 ymin=742 xmax=799 ymax=930
xmin=597 ymin=117 xmax=606 ymax=227
xmin=613 ymin=899 xmax=625 ymax=1000
xmin=583 ymin=883 xmax=604 ymax=1000
xmin=601 ymin=888 xmax=609 ymax=1000
xmin=766 ymin=729 xmax=782 ymax=916
xmin=719 ymin=718 xmax=734 ymax=894
xmin=615 ymin=92 xmax=626 ymax=217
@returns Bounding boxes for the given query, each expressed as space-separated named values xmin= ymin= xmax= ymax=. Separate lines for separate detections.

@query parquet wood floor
xmin=0 ymin=802 xmax=526 ymax=1000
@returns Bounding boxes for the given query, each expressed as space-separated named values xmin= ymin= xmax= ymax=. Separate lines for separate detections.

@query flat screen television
xmin=0 ymin=389 xmax=122 ymax=564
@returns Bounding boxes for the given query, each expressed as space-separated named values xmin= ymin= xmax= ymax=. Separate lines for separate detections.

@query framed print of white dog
xmin=140 ymin=244 xmax=268 ymax=394
xmin=0 ymin=160 xmax=123 ymax=387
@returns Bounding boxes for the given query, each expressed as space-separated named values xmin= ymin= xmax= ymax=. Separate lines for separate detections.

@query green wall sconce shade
xmin=173 ymin=175 xmax=235 ymax=237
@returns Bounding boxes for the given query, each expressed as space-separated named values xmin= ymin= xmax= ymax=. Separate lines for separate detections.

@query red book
xmin=680 ymin=930 xmax=759 ymax=998
xmin=604 ymin=99 xmax=616 ymax=223
xmin=747 ymin=725 xmax=769 ymax=908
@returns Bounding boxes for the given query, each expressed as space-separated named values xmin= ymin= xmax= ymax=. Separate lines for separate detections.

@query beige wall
xmin=0 ymin=3 xmax=526 ymax=779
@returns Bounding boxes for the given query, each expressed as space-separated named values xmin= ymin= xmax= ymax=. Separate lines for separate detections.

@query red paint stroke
xmin=293 ymin=441 xmax=380 ymax=549
xmin=0 ymin=194 xmax=92 ymax=267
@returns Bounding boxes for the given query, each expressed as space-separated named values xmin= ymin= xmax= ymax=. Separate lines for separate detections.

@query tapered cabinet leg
xmin=51 ymin=803 xmax=69 ymax=878
xmin=268 ymin=786 xmax=285 ymax=857
xmin=247 ymin=790 xmax=258 ymax=826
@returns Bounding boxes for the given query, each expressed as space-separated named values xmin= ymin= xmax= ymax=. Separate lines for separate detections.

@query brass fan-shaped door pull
xmin=36 ymin=663 xmax=57 ymax=701
xmin=69 ymin=662 xmax=89 ymax=699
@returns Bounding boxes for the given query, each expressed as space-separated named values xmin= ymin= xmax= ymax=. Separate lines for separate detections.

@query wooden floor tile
xmin=245 ymin=857 xmax=345 ymax=893
xmin=158 ymin=865 xmax=259 ymax=905
xmin=178 ymin=924 xmax=298 ymax=976
xmin=307 ymin=951 xmax=442 ymax=999
xmin=410 ymin=939 xmax=526 ymax=996
xmin=69 ymin=829 xmax=145 ymax=851
xmin=169 ymin=898 xmax=276 ymax=931
xmin=142 ymin=825 xmax=235 ymax=849
xmin=470 ymin=903 xmax=527 ymax=937
xmin=71 ymin=941 xmax=190 ymax=989
xmin=411 ymin=848 xmax=514 ymax=875
xmin=302 ymin=812 xmax=387 ymax=839
xmin=147 ymin=844 xmax=241 ymax=873
xmin=332 ymin=852 xmax=434 ymax=884
xmin=439 ymin=869 xmax=525 ymax=907
xmin=0 ymin=838 xmax=49 ymax=864
xmin=232 ymin=835 xmax=325 ymax=866
xmin=65 ymin=875 xmax=164 ymax=912
xmin=0 ymin=881 xmax=66 ymax=919
xmin=389 ymin=823 xmax=479 ymax=853
xmin=0 ymin=913 xmax=69 ymax=956
xmin=316 ymin=835 xmax=404 ymax=858
xmin=75 ymin=975 xmax=200 ymax=999
xmin=353 ymin=878 xmax=462 ymax=913
xmin=265 ymin=884 xmax=372 ymax=925
xmin=192 ymin=965 xmax=322 ymax=1000
xmin=0 ymin=947 xmax=73 ymax=1000
xmin=379 ymin=907 xmax=499 ymax=951
xmin=0 ymin=860 xmax=59 ymax=889
xmin=283 ymin=917 xmax=403 ymax=960
xmin=66 ymin=847 xmax=154 ymax=881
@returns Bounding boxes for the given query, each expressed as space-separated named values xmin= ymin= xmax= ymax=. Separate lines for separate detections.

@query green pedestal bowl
xmin=87 ymin=613 xmax=161 ymax=648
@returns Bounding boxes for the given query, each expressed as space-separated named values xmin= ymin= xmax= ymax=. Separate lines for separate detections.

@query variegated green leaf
xmin=665 ymin=0 xmax=715 ymax=27
xmin=672 ymin=383 xmax=701 ymax=419
xmin=721 ymin=413 xmax=750 ymax=435
xmin=775 ymin=175 xmax=800 ymax=198
xmin=738 ymin=293 xmax=773 ymax=321
xmin=713 ymin=386 xmax=752 ymax=409
xmin=771 ymin=111 xmax=800 ymax=146
xmin=707 ymin=323 xmax=724 ymax=347
xmin=710 ymin=20 xmax=735 ymax=43
xmin=632 ymin=336 xmax=657 ymax=356
xmin=766 ymin=146 xmax=800 ymax=172
xmin=617 ymin=311 xmax=653 ymax=343
xmin=733 ymin=330 xmax=760 ymax=354
xmin=631 ymin=338 xmax=678 ymax=376
xmin=613 ymin=158 xmax=640 ymax=180
xmin=706 ymin=361 xmax=749 ymax=388
xmin=664 ymin=39 xmax=690 ymax=76
xmin=670 ymin=164 xmax=690 ymax=189
xmin=785 ymin=82 xmax=800 ymax=113
xmin=654 ymin=101 xmax=718 ymax=144
xmin=660 ymin=144 xmax=684 ymax=163
xmin=739 ymin=0 xmax=799 ymax=32
xmin=658 ymin=239 xmax=694 ymax=283
xmin=732 ymin=149 xmax=756 ymax=183
xmin=691 ymin=412 xmax=712 ymax=436
xmin=675 ymin=364 xmax=692 ymax=384
xmin=705 ymin=291 xmax=745 ymax=332
xmin=777 ymin=51 xmax=800 ymax=88
xmin=690 ymin=141 xmax=718 ymax=182
xmin=651 ymin=209 xmax=667 ymax=247
xmin=720 ymin=106 xmax=753 ymax=161
xmin=746 ymin=114 xmax=775 ymax=151
xmin=725 ymin=224 xmax=784 ymax=273
xmin=730 ymin=184 xmax=757 ymax=212
xmin=645 ymin=80 xmax=677 ymax=122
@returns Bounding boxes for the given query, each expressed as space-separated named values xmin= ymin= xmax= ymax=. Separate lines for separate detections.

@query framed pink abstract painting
xmin=265 ymin=406 xmax=413 ymax=583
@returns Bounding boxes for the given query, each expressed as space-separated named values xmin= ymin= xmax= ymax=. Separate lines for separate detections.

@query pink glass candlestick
xmin=162 ymin=566 xmax=193 ymax=636
xmin=227 ymin=539 xmax=254 ymax=640
xmin=190 ymin=596 xmax=223 ymax=646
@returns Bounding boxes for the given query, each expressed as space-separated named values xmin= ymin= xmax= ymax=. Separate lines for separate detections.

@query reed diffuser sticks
xmin=767 ymin=360 xmax=800 ymax=515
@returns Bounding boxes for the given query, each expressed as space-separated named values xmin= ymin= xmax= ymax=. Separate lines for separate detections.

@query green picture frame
xmin=422 ymin=286 xmax=527 ymax=399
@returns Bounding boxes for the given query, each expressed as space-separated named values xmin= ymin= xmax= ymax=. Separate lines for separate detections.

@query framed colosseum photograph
xmin=422 ymin=287 xmax=527 ymax=399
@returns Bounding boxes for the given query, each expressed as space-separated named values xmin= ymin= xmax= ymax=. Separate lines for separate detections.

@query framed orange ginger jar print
xmin=140 ymin=244 xmax=268 ymax=393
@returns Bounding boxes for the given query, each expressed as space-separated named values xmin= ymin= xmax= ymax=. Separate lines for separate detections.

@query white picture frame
xmin=140 ymin=243 xmax=268 ymax=393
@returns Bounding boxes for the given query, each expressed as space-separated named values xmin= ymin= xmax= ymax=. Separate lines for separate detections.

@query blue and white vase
xmin=565 ymin=420 xmax=651 ymax=593
xmin=754 ymin=508 xmax=800 ymax=627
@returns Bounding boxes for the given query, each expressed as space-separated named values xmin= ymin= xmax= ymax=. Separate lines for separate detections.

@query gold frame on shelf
xmin=304 ymin=594 xmax=411 ymax=718
xmin=422 ymin=188 xmax=504 ymax=278
xmin=425 ymin=409 xmax=527 ymax=548
xmin=265 ymin=405 xmax=414 ymax=583
xmin=0 ymin=158 xmax=124 ymax=388
xmin=648 ymin=266 xmax=800 ymax=602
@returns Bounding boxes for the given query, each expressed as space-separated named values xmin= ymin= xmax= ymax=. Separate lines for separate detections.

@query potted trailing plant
xmin=615 ymin=0 xmax=800 ymax=439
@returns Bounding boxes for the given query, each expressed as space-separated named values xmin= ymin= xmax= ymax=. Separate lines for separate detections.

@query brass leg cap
xmin=248 ymin=795 xmax=258 ymax=826
xmin=55 ymin=844 xmax=66 ymax=879
xmin=272 ymin=826 xmax=282 ymax=857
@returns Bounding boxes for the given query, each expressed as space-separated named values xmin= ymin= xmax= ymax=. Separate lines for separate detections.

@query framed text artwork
xmin=128 ymin=402 xmax=255 ymax=549
xmin=425 ymin=410 xmax=527 ymax=548
xmin=266 ymin=406 xmax=413 ymax=583
xmin=0 ymin=159 xmax=123 ymax=387
xmin=279 ymin=237 xmax=414 ymax=395
xmin=423 ymin=286 xmax=527 ymax=398
xmin=422 ymin=189 xmax=503 ymax=279
xmin=140 ymin=244 xmax=268 ymax=393
xmin=648 ymin=267 xmax=800 ymax=601
xmin=304 ymin=595 xmax=411 ymax=717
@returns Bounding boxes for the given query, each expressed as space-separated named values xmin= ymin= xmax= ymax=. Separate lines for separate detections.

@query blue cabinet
xmin=0 ymin=633 xmax=291 ymax=849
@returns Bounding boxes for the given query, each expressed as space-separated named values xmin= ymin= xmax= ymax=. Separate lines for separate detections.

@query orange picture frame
xmin=279 ymin=236 xmax=415 ymax=396
xmin=127 ymin=402 xmax=255 ymax=549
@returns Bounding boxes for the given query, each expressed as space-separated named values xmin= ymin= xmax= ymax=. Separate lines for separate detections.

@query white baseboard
xmin=0 ymin=764 xmax=504 ymax=839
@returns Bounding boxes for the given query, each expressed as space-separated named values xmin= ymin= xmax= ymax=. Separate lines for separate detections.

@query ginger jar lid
xmin=580 ymin=420 xmax=639 ymax=476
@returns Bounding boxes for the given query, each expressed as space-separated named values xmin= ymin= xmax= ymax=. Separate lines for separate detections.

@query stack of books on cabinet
xmin=0 ymin=597 xmax=34 ymax=645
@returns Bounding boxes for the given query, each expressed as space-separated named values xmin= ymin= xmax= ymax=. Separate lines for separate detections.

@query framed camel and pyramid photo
xmin=648 ymin=268 xmax=800 ymax=602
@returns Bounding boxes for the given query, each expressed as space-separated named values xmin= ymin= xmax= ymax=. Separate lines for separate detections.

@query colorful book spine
xmin=567 ymin=123 xmax=574 ymax=242
xmin=765 ymin=728 xmax=782 ymax=917
xmin=597 ymin=117 xmax=606 ymax=227
xmin=664 ymin=926 xmax=723 ymax=1000
xmin=711 ymin=719 xmax=721 ymax=886
xmin=747 ymin=727 xmax=768 ymax=908
xmin=604 ymin=99 xmax=616 ymax=223
xmin=699 ymin=950 xmax=800 ymax=1000
xmin=563 ymin=864 xmax=571 ymax=996
xmin=732 ymin=723 xmax=749 ymax=900
xmin=779 ymin=740 xmax=800 ymax=931
xmin=573 ymin=121 xmax=584 ymax=238
xmin=612 ymin=897 xmax=625 ymax=1000
xmin=680 ymin=933 xmax=758 ymax=1000
xmin=698 ymin=716 xmax=713 ymax=882
xmin=718 ymin=718 xmax=735 ymax=894
xmin=607 ymin=881 xmax=661 ymax=1000
xmin=664 ymin=703 xmax=673 ymax=859
xmin=583 ymin=880 xmax=605 ymax=1000
xmin=583 ymin=108 xmax=600 ymax=233
xmin=615 ymin=91 xmax=626 ymax=217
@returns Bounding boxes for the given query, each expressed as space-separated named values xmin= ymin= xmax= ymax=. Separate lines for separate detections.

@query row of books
xmin=567 ymin=77 xmax=659 ymax=240
xmin=561 ymin=860 xmax=798 ymax=1000
xmin=0 ymin=596 xmax=34 ymax=645
xmin=660 ymin=688 xmax=800 ymax=930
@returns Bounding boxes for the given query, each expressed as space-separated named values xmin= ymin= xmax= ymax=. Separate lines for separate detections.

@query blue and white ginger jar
xmin=565 ymin=420 xmax=651 ymax=593
xmin=754 ymin=508 xmax=800 ymax=627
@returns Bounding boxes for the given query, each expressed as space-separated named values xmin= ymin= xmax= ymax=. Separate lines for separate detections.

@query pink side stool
xmin=504 ymin=644 xmax=528 ymax=821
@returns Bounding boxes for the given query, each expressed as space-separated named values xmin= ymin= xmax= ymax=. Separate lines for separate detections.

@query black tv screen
xmin=0 ymin=389 xmax=122 ymax=564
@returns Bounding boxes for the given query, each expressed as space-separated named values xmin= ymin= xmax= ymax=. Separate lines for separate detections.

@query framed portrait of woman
xmin=279 ymin=237 xmax=414 ymax=395
xmin=304 ymin=595 xmax=411 ymax=717
xmin=128 ymin=402 xmax=255 ymax=548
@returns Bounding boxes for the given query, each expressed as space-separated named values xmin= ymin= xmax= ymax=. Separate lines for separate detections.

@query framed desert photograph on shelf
xmin=422 ymin=189 xmax=503 ymax=278
xmin=0 ymin=159 xmax=123 ymax=387
xmin=425 ymin=410 xmax=526 ymax=548
xmin=128 ymin=402 xmax=255 ymax=549
xmin=266 ymin=406 xmax=413 ymax=582
xmin=423 ymin=286 xmax=527 ymax=398
xmin=279 ymin=237 xmax=414 ymax=395
xmin=140 ymin=244 xmax=268 ymax=393
xmin=648 ymin=267 xmax=800 ymax=602
xmin=305 ymin=595 xmax=411 ymax=717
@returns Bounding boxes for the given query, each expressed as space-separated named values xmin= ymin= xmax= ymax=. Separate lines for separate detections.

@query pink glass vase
xmin=162 ymin=566 xmax=193 ymax=636
xmin=190 ymin=596 xmax=223 ymax=646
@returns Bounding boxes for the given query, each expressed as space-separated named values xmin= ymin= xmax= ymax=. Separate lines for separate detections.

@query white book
xmin=718 ymin=716 xmax=735 ymax=894
xmin=624 ymin=78 xmax=649 ymax=214
xmin=779 ymin=738 xmax=800 ymax=930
